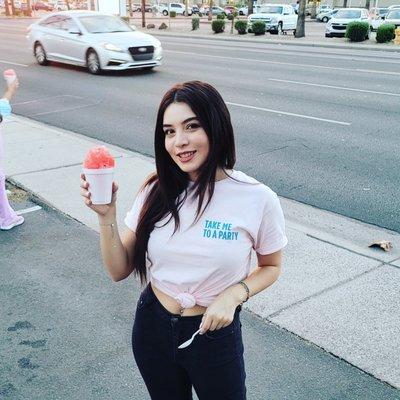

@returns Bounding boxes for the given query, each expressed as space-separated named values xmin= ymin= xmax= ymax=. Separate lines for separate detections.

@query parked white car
xmin=157 ymin=3 xmax=192 ymax=16
xmin=316 ymin=8 xmax=339 ymax=23
xmin=325 ymin=8 xmax=371 ymax=37
xmin=384 ymin=8 xmax=400 ymax=27
xmin=316 ymin=4 xmax=332 ymax=14
xmin=238 ymin=5 xmax=261 ymax=16
xmin=248 ymin=4 xmax=297 ymax=35
xmin=27 ymin=11 xmax=163 ymax=74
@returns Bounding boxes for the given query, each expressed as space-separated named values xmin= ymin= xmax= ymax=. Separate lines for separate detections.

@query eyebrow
xmin=163 ymin=117 xmax=198 ymax=128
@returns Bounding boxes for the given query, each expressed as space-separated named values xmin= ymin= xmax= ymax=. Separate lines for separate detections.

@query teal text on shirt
xmin=203 ymin=219 xmax=239 ymax=241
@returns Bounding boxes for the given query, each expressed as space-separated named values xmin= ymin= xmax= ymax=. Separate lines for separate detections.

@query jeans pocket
xmin=205 ymin=319 xmax=237 ymax=340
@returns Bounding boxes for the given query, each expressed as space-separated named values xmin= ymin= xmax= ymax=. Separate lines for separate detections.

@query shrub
xmin=217 ymin=13 xmax=225 ymax=20
xmin=376 ymin=24 xmax=395 ymax=43
xmin=345 ymin=21 xmax=369 ymax=42
xmin=234 ymin=20 xmax=247 ymax=34
xmin=212 ymin=19 xmax=225 ymax=33
xmin=252 ymin=20 xmax=266 ymax=35
xmin=170 ymin=10 xmax=176 ymax=17
xmin=192 ymin=16 xmax=200 ymax=30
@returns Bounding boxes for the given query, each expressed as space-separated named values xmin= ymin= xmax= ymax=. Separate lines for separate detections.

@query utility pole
xmin=248 ymin=0 xmax=253 ymax=16
xmin=141 ymin=0 xmax=146 ymax=27
xmin=208 ymin=0 xmax=213 ymax=21
xmin=295 ymin=0 xmax=306 ymax=37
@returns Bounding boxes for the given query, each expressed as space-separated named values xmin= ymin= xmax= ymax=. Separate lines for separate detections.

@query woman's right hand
xmin=80 ymin=173 xmax=119 ymax=217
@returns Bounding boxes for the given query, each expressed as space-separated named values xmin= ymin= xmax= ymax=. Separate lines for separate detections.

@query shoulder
xmin=226 ymin=170 xmax=278 ymax=205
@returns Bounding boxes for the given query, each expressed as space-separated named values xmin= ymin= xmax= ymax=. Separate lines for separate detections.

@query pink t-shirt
xmin=124 ymin=170 xmax=288 ymax=309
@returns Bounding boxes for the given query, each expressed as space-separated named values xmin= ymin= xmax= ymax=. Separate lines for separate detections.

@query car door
xmin=37 ymin=15 xmax=64 ymax=59
xmin=57 ymin=16 xmax=86 ymax=65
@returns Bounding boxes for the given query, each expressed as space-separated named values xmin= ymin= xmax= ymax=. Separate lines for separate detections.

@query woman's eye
xmin=164 ymin=129 xmax=174 ymax=136
xmin=186 ymin=123 xmax=200 ymax=131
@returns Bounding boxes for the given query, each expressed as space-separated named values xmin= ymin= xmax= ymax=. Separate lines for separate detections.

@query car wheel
xmin=86 ymin=49 xmax=101 ymax=75
xmin=162 ymin=10 xmax=168 ymax=15
xmin=270 ymin=28 xmax=278 ymax=35
xmin=239 ymin=11 xmax=243 ymax=15
xmin=322 ymin=16 xmax=328 ymax=22
xmin=34 ymin=42 xmax=49 ymax=65
xmin=325 ymin=33 xmax=331 ymax=37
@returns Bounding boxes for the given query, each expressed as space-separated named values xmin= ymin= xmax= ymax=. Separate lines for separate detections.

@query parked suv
xmin=157 ymin=3 xmax=192 ymax=16
xmin=325 ymin=8 xmax=371 ymax=37
xmin=248 ymin=4 xmax=297 ymax=35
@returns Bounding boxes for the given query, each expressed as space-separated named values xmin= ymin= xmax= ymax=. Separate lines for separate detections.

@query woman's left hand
xmin=199 ymin=286 xmax=243 ymax=334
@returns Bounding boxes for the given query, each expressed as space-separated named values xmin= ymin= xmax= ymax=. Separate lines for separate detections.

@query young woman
xmin=81 ymin=81 xmax=288 ymax=400
xmin=0 ymin=76 xmax=24 ymax=230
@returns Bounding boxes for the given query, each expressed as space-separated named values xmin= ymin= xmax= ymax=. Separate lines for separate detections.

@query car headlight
xmin=103 ymin=43 xmax=124 ymax=52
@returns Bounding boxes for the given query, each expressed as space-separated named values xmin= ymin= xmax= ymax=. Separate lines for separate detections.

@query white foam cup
xmin=83 ymin=167 xmax=114 ymax=205
xmin=3 ymin=71 xmax=16 ymax=85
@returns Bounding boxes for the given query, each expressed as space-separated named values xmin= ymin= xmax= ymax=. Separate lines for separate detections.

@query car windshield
xmin=79 ymin=15 xmax=133 ymax=33
xmin=387 ymin=10 xmax=400 ymax=18
xmin=260 ymin=6 xmax=283 ymax=14
xmin=378 ymin=8 xmax=389 ymax=15
xmin=335 ymin=10 xmax=361 ymax=18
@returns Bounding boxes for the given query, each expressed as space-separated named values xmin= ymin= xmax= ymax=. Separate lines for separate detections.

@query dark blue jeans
xmin=132 ymin=283 xmax=247 ymax=400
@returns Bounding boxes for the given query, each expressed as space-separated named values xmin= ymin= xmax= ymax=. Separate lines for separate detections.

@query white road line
xmin=16 ymin=205 xmax=42 ymax=215
xmin=225 ymin=101 xmax=351 ymax=125
xmin=13 ymin=95 xmax=83 ymax=106
xmin=164 ymin=50 xmax=400 ymax=76
xmin=268 ymin=78 xmax=400 ymax=97
xmin=0 ymin=60 xmax=29 ymax=67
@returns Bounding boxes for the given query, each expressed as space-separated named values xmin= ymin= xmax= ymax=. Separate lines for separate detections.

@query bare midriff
xmin=151 ymin=282 xmax=207 ymax=317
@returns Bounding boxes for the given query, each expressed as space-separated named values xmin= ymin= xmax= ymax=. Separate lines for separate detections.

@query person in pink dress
xmin=0 ymin=74 xmax=24 ymax=230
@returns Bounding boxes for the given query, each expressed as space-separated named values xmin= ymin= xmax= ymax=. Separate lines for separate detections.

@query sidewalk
xmin=2 ymin=115 xmax=400 ymax=392
xmin=131 ymin=16 xmax=400 ymax=53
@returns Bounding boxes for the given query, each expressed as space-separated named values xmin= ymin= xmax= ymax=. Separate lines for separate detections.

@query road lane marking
xmin=225 ymin=102 xmax=351 ymax=125
xmin=16 ymin=205 xmax=42 ymax=215
xmin=164 ymin=50 xmax=400 ymax=76
xmin=0 ymin=60 xmax=29 ymax=67
xmin=13 ymin=95 xmax=83 ymax=106
xmin=268 ymin=78 xmax=400 ymax=97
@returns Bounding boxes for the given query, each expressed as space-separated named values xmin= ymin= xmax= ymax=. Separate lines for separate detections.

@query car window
xmin=335 ymin=9 xmax=361 ymax=18
xmin=39 ymin=15 xmax=62 ymax=27
xmin=79 ymin=15 xmax=132 ymax=33
xmin=388 ymin=10 xmax=400 ymax=18
xmin=60 ymin=17 xmax=79 ymax=31
xmin=260 ymin=6 xmax=283 ymax=14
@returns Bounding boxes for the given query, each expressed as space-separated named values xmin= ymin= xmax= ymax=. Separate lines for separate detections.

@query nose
xmin=174 ymin=130 xmax=189 ymax=147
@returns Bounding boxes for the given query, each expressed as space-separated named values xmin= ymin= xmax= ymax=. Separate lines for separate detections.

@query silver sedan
xmin=27 ymin=11 xmax=163 ymax=74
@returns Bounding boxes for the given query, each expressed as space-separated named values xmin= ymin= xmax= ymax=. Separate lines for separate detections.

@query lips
xmin=177 ymin=150 xmax=197 ymax=162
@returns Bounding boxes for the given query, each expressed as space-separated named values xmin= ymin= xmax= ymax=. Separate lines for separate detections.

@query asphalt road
xmin=1 ymin=19 xmax=400 ymax=232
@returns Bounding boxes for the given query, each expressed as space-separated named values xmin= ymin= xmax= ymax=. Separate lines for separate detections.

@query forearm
xmin=2 ymin=90 xmax=13 ymax=101
xmin=98 ymin=217 xmax=131 ymax=281
xmin=224 ymin=265 xmax=281 ymax=306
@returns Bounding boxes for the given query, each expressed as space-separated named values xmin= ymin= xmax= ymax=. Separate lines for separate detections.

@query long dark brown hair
xmin=132 ymin=81 xmax=236 ymax=284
